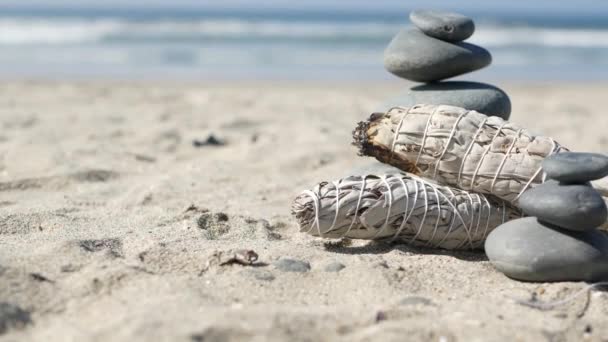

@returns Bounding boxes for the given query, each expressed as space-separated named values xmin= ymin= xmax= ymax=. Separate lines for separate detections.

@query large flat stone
xmin=377 ymin=81 xmax=511 ymax=119
xmin=410 ymin=10 xmax=475 ymax=42
xmin=384 ymin=29 xmax=491 ymax=82
xmin=485 ymin=217 xmax=608 ymax=282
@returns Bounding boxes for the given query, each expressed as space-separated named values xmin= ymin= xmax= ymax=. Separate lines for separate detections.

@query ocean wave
xmin=1 ymin=17 xmax=608 ymax=49
xmin=0 ymin=17 xmax=399 ymax=44
xmin=471 ymin=26 xmax=608 ymax=48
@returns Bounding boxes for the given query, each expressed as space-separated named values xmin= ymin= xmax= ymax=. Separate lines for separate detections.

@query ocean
xmin=1 ymin=6 xmax=607 ymax=81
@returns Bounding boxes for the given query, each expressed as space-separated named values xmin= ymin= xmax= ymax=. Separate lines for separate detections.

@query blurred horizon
xmin=2 ymin=0 xmax=608 ymax=11
xmin=0 ymin=1 xmax=607 ymax=81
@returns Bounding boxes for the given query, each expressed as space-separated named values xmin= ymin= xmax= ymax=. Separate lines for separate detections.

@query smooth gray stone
xmin=410 ymin=10 xmax=475 ymax=42
xmin=384 ymin=29 xmax=491 ymax=82
xmin=485 ymin=217 xmax=608 ymax=282
xmin=543 ymin=152 xmax=608 ymax=183
xmin=273 ymin=258 xmax=311 ymax=273
xmin=377 ymin=81 xmax=511 ymax=119
xmin=324 ymin=261 xmax=346 ymax=272
xmin=518 ymin=183 xmax=607 ymax=231
xmin=399 ymin=296 xmax=434 ymax=306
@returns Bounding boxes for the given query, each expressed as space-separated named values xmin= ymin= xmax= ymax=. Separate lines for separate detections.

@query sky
xmin=1 ymin=0 xmax=608 ymax=13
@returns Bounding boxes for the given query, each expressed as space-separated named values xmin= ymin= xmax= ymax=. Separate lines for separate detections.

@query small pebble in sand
xmin=324 ymin=262 xmax=346 ymax=272
xmin=0 ymin=303 xmax=32 ymax=334
xmin=399 ymin=296 xmax=434 ymax=306
xmin=192 ymin=134 xmax=226 ymax=147
xmin=78 ymin=238 xmax=124 ymax=258
xmin=273 ymin=258 xmax=311 ymax=273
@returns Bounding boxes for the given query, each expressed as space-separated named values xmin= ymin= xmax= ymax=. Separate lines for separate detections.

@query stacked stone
xmin=381 ymin=10 xmax=511 ymax=119
xmin=485 ymin=152 xmax=608 ymax=282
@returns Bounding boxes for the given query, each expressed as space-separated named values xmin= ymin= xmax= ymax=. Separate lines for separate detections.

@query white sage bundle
xmin=352 ymin=104 xmax=580 ymax=203
xmin=291 ymin=173 xmax=522 ymax=250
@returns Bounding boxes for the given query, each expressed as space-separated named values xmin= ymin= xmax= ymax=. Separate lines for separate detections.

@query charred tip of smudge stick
xmin=352 ymin=120 xmax=373 ymax=156
xmin=352 ymin=113 xmax=421 ymax=175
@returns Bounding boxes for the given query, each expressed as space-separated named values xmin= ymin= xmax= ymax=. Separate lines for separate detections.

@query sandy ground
xmin=1 ymin=81 xmax=608 ymax=341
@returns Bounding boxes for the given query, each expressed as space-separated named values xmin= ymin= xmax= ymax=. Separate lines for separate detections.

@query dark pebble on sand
xmin=193 ymin=134 xmax=226 ymax=147
xmin=0 ymin=303 xmax=32 ymax=334
xmin=79 ymin=238 xmax=124 ymax=258
xmin=273 ymin=258 xmax=311 ymax=273
xmin=399 ymin=296 xmax=434 ymax=306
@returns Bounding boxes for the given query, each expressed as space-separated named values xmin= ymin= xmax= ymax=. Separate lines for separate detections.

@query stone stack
xmin=485 ymin=152 xmax=608 ymax=282
xmin=381 ymin=10 xmax=511 ymax=119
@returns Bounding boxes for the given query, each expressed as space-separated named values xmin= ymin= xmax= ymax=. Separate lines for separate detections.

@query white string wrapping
xmin=291 ymin=173 xmax=522 ymax=250
xmin=352 ymin=104 xmax=581 ymax=203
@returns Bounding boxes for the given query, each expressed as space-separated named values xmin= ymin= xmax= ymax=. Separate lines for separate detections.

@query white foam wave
xmin=471 ymin=26 xmax=608 ymax=48
xmin=0 ymin=19 xmax=123 ymax=44
xmin=0 ymin=17 xmax=399 ymax=44
xmin=1 ymin=17 xmax=608 ymax=49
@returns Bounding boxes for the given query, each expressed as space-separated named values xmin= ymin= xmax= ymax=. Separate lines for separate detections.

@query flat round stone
xmin=410 ymin=10 xmax=475 ymax=42
xmin=485 ymin=217 xmax=608 ymax=282
xmin=377 ymin=81 xmax=511 ymax=119
xmin=518 ymin=183 xmax=607 ymax=231
xmin=543 ymin=152 xmax=608 ymax=183
xmin=384 ymin=29 xmax=491 ymax=82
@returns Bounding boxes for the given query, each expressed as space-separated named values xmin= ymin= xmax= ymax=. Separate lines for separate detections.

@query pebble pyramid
xmin=486 ymin=152 xmax=608 ymax=282
xmin=380 ymin=10 xmax=511 ymax=120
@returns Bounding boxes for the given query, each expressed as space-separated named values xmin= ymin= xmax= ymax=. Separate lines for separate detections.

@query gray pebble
xmin=384 ymin=29 xmax=491 ymax=82
xmin=377 ymin=81 xmax=511 ymax=119
xmin=399 ymin=296 xmax=434 ymax=306
xmin=543 ymin=152 xmax=608 ymax=183
xmin=242 ymin=269 xmax=275 ymax=281
xmin=518 ymin=183 xmax=607 ymax=231
xmin=0 ymin=302 xmax=32 ymax=334
xmin=324 ymin=262 xmax=346 ymax=272
xmin=273 ymin=258 xmax=311 ymax=273
xmin=485 ymin=217 xmax=608 ymax=282
xmin=78 ymin=238 xmax=123 ymax=258
xmin=410 ymin=10 xmax=475 ymax=42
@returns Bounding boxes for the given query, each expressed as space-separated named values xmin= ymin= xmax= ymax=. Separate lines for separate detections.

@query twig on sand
xmin=512 ymin=282 xmax=608 ymax=315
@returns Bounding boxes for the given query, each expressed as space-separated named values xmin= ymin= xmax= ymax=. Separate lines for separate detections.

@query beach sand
xmin=1 ymin=81 xmax=608 ymax=341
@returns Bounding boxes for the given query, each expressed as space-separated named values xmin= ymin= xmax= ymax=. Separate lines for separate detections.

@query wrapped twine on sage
xmin=291 ymin=173 xmax=522 ymax=250
xmin=352 ymin=104 xmax=608 ymax=204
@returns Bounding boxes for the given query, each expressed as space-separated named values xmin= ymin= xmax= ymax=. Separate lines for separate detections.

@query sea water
xmin=0 ymin=4 xmax=607 ymax=80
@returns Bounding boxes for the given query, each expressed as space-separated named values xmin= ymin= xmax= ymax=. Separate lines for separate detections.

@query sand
xmin=1 ymin=80 xmax=608 ymax=341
